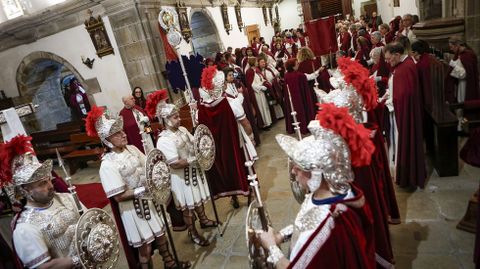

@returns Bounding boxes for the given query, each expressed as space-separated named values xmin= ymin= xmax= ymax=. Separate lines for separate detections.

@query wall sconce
xmin=81 ymin=56 xmax=95 ymax=69
xmin=262 ymin=5 xmax=269 ymax=26
xmin=176 ymin=2 xmax=192 ymax=43
xmin=221 ymin=3 xmax=232 ymax=35
xmin=234 ymin=3 xmax=244 ymax=32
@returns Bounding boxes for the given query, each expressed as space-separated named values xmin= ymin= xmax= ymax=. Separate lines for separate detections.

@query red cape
xmin=340 ymin=32 xmax=351 ymax=52
xmin=119 ymin=106 xmax=148 ymax=153
xmin=298 ymin=58 xmax=333 ymax=92
xmin=198 ymin=98 xmax=249 ymax=198
xmin=392 ymin=57 xmax=427 ymax=189
xmin=416 ymin=53 xmax=433 ymax=110
xmin=289 ymin=186 xmax=375 ymax=269
xmin=284 ymin=71 xmax=316 ymax=134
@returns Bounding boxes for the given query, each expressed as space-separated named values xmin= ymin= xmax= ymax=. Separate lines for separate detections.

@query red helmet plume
xmin=84 ymin=106 xmax=104 ymax=138
xmin=337 ymin=57 xmax=378 ymax=111
xmin=0 ymin=135 xmax=34 ymax=187
xmin=201 ymin=65 xmax=218 ymax=91
xmin=316 ymin=103 xmax=375 ymax=167
xmin=145 ymin=89 xmax=169 ymax=118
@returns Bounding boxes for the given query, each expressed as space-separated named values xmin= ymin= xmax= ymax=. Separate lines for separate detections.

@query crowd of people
xmin=1 ymin=9 xmax=479 ymax=269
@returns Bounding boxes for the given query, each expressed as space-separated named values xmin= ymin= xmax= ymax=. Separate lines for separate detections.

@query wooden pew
xmin=62 ymin=133 xmax=103 ymax=175
xmin=424 ymin=57 xmax=459 ymax=176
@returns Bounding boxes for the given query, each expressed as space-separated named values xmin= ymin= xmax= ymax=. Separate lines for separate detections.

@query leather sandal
xmin=188 ymin=230 xmax=210 ymax=246
xmin=199 ymin=219 xmax=220 ymax=229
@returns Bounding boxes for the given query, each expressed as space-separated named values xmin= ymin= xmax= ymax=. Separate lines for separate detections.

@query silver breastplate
xmin=17 ymin=194 xmax=79 ymax=258
xmin=171 ymin=128 xmax=195 ymax=159
xmin=108 ymin=148 xmax=145 ymax=188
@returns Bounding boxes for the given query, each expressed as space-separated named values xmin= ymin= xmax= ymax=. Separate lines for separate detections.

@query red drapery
xmin=305 ymin=16 xmax=338 ymax=56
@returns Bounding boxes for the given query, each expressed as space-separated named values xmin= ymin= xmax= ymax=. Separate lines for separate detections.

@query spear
xmin=56 ymin=148 xmax=83 ymax=215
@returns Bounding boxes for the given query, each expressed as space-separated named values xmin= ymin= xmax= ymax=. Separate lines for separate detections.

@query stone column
xmin=102 ymin=0 xmax=169 ymax=94
xmin=465 ymin=0 xmax=480 ymax=64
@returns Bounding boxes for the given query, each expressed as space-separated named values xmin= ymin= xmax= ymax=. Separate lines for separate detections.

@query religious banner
xmin=305 ymin=16 xmax=337 ymax=56
xmin=234 ymin=3 xmax=244 ymax=32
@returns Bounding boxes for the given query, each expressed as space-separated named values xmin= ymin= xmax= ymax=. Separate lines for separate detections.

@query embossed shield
xmin=288 ymin=158 xmax=308 ymax=204
xmin=75 ymin=208 xmax=120 ymax=269
xmin=193 ymin=124 xmax=216 ymax=171
xmin=145 ymin=148 xmax=172 ymax=205
xmin=245 ymin=200 xmax=273 ymax=269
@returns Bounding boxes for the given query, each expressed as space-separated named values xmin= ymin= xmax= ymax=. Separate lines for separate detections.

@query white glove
xmin=134 ymin=186 xmax=146 ymax=198
xmin=259 ymin=85 xmax=268 ymax=92
xmin=140 ymin=116 xmax=150 ymax=123
xmin=449 ymin=59 xmax=457 ymax=68
xmin=374 ymin=76 xmax=382 ymax=82
xmin=367 ymin=59 xmax=374 ymax=66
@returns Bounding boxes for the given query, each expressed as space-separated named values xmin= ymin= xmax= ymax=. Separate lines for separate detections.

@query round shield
xmin=288 ymin=158 xmax=308 ymax=204
xmin=167 ymin=29 xmax=182 ymax=48
xmin=75 ymin=208 xmax=120 ymax=269
xmin=193 ymin=124 xmax=216 ymax=171
xmin=245 ymin=200 xmax=273 ymax=269
xmin=145 ymin=148 xmax=172 ymax=205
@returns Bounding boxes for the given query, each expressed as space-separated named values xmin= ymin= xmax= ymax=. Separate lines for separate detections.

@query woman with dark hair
xmin=355 ymin=36 xmax=372 ymax=68
xmin=132 ymin=86 xmax=146 ymax=109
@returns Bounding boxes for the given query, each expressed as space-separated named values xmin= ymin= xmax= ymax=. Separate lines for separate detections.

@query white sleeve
xmin=99 ymin=160 xmax=127 ymax=198
xmin=156 ymin=136 xmax=180 ymax=164
xmin=305 ymin=72 xmax=319 ymax=81
xmin=227 ymin=97 xmax=246 ymax=120
xmin=13 ymin=223 xmax=51 ymax=268
xmin=450 ymin=60 xmax=466 ymax=79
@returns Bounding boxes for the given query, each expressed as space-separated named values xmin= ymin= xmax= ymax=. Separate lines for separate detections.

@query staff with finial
xmin=286 ymin=84 xmax=302 ymax=140
xmin=56 ymin=148 xmax=84 ymax=215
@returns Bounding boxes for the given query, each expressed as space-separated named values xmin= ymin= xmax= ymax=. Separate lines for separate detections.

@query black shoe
xmin=231 ymin=196 xmax=240 ymax=209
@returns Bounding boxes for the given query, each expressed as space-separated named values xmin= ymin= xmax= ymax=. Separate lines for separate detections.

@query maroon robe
xmin=355 ymin=45 xmax=371 ymax=68
xmin=340 ymin=32 xmax=351 ymax=52
xmin=460 ymin=100 xmax=480 ymax=167
xmin=392 ymin=57 xmax=427 ymax=189
xmin=298 ymin=58 xmax=333 ymax=93
xmin=384 ymin=31 xmax=395 ymax=44
xmin=69 ymin=90 xmax=91 ymax=119
xmin=198 ymin=98 xmax=249 ymax=198
xmin=370 ymin=55 xmax=390 ymax=136
xmin=236 ymin=81 xmax=261 ymax=145
xmin=245 ymin=68 xmax=265 ymax=129
xmin=119 ymin=105 xmax=148 ymax=153
xmin=284 ymin=71 xmax=317 ymax=134
xmin=416 ymin=53 xmax=433 ymax=110
xmin=352 ymin=135 xmax=395 ymax=267
xmin=288 ymin=186 xmax=375 ymax=269
xmin=458 ymin=49 xmax=480 ymax=101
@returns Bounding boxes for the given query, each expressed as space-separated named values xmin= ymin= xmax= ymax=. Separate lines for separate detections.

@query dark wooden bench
xmin=59 ymin=133 xmax=103 ymax=175
xmin=424 ymin=57 xmax=458 ymax=177
xmin=31 ymin=128 xmax=81 ymax=160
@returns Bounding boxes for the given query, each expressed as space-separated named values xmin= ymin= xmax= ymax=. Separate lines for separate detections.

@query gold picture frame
xmin=176 ymin=2 xmax=192 ymax=42
xmin=84 ymin=9 xmax=114 ymax=58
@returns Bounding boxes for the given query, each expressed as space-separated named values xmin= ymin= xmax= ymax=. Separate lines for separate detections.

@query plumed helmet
xmin=0 ymin=135 xmax=52 ymax=187
xmin=85 ymin=106 xmax=123 ymax=148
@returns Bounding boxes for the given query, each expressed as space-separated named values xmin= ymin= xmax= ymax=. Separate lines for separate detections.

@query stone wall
xmin=465 ymin=0 xmax=480 ymax=59
xmin=104 ymin=1 xmax=169 ymax=96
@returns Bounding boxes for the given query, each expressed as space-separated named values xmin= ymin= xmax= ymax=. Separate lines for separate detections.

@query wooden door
xmin=245 ymin=24 xmax=260 ymax=46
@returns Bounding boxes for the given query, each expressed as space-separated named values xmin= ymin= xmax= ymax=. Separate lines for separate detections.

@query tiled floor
xmin=2 ymin=120 xmax=476 ymax=269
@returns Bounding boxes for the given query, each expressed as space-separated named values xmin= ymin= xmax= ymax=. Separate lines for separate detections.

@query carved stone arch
xmin=16 ymin=51 xmax=87 ymax=97
xmin=15 ymin=51 xmax=92 ymax=132
xmin=189 ymin=8 xmax=224 ymax=58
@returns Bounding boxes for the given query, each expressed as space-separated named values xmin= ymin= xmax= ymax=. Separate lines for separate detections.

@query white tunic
xmin=261 ymin=68 xmax=284 ymax=119
xmin=13 ymin=193 xmax=86 ymax=268
xmin=156 ymin=127 xmax=211 ymax=210
xmin=99 ymin=145 xmax=166 ymax=248
xmin=251 ymin=71 xmax=273 ymax=127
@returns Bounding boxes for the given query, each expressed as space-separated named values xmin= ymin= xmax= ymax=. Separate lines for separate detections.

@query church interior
xmin=0 ymin=0 xmax=479 ymax=268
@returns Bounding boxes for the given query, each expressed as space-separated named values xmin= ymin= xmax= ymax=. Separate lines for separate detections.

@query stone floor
xmin=1 ymin=120 xmax=477 ymax=269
